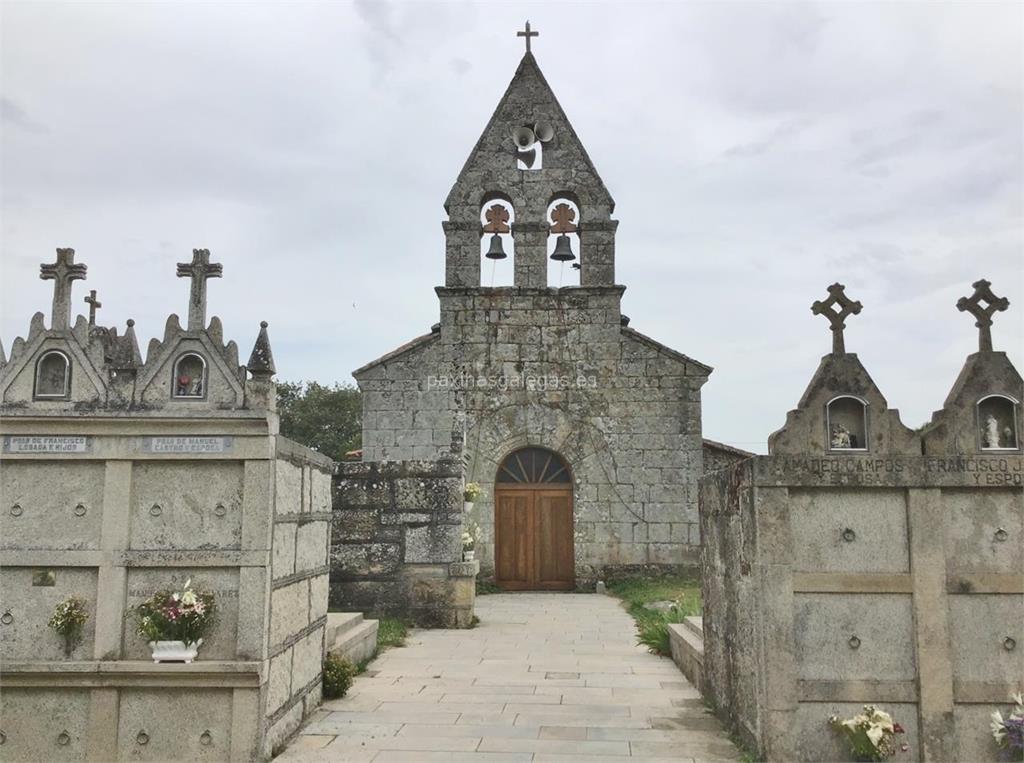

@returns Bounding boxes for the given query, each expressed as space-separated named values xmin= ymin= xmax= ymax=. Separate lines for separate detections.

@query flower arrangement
xmin=461 ymin=529 xmax=477 ymax=552
xmin=463 ymin=482 xmax=484 ymax=503
xmin=991 ymin=693 xmax=1024 ymax=761
xmin=48 ymin=597 xmax=89 ymax=656
xmin=132 ymin=579 xmax=215 ymax=646
xmin=829 ymin=705 xmax=907 ymax=762
xmin=461 ymin=520 xmax=479 ymax=561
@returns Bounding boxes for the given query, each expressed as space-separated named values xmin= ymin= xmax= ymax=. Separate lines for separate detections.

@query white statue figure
xmin=983 ymin=414 xmax=1001 ymax=448
xmin=831 ymin=423 xmax=852 ymax=449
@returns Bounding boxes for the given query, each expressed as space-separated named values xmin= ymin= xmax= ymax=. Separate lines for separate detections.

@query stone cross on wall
xmin=957 ymin=278 xmax=1009 ymax=353
xmin=40 ymin=248 xmax=88 ymax=331
xmin=811 ymin=282 xmax=863 ymax=355
xmin=176 ymin=249 xmax=223 ymax=331
xmin=84 ymin=290 xmax=102 ymax=326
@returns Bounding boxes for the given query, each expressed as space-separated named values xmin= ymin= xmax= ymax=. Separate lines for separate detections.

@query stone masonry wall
xmin=264 ymin=438 xmax=334 ymax=755
xmin=329 ymin=455 xmax=477 ymax=627
xmin=357 ymin=286 xmax=710 ymax=585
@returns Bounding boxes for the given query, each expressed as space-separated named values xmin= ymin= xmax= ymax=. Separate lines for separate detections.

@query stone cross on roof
xmin=40 ymin=248 xmax=88 ymax=331
xmin=811 ymin=282 xmax=863 ymax=355
xmin=84 ymin=289 xmax=102 ymax=326
xmin=176 ymin=248 xmax=223 ymax=331
xmin=957 ymin=278 xmax=1009 ymax=353
xmin=517 ymin=20 xmax=538 ymax=53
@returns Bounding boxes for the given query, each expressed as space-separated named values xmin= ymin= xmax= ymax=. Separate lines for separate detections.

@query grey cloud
xmin=1 ymin=97 xmax=47 ymax=134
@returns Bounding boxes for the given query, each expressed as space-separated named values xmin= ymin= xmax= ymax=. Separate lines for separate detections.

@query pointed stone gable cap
xmin=444 ymin=52 xmax=615 ymax=214
xmin=247 ymin=321 xmax=276 ymax=376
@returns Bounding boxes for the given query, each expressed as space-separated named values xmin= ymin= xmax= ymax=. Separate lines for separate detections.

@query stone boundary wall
xmin=700 ymin=455 xmax=1023 ymax=763
xmin=264 ymin=437 xmax=334 ymax=755
xmin=330 ymin=456 xmax=478 ymax=627
xmin=0 ymin=421 xmax=334 ymax=761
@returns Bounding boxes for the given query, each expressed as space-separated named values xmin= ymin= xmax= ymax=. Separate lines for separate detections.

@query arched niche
xmin=496 ymin=446 xmax=573 ymax=484
xmin=172 ymin=352 xmax=207 ymax=399
xmin=546 ymin=197 xmax=580 ymax=287
xmin=34 ymin=350 xmax=71 ymax=399
xmin=480 ymin=196 xmax=514 ymax=287
xmin=826 ymin=395 xmax=868 ymax=451
xmin=978 ymin=395 xmax=1020 ymax=451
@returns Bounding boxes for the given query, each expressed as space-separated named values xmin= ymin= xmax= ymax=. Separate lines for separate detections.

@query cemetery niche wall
xmin=0 ymin=249 xmax=335 ymax=761
xmin=700 ymin=281 xmax=1023 ymax=763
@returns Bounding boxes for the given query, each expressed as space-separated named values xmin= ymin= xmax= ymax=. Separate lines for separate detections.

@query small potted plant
xmin=463 ymin=482 xmax=483 ymax=513
xmin=132 ymin=579 xmax=215 ymax=663
xmin=461 ymin=524 xmax=478 ymax=562
xmin=829 ymin=705 xmax=908 ymax=761
xmin=48 ymin=597 xmax=89 ymax=656
xmin=991 ymin=692 xmax=1024 ymax=761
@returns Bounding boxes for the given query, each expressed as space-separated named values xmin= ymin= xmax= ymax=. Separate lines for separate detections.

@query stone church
xmin=353 ymin=47 xmax=728 ymax=589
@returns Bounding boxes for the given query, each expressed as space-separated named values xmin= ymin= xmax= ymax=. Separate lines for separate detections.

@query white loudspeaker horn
xmin=511 ymin=126 xmax=536 ymax=149
xmin=534 ymin=122 xmax=554 ymax=143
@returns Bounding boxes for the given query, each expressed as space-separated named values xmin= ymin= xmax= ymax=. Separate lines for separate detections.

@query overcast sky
xmin=2 ymin=1 xmax=1021 ymax=451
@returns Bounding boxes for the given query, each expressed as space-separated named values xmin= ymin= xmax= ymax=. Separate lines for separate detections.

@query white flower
xmin=991 ymin=710 xmax=1006 ymax=742
xmin=181 ymin=590 xmax=197 ymax=606
xmin=866 ymin=724 xmax=884 ymax=746
xmin=1012 ymin=692 xmax=1023 ymax=707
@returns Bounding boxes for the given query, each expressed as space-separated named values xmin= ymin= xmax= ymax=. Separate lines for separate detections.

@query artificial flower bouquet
xmin=991 ymin=693 xmax=1024 ymax=761
xmin=829 ymin=705 xmax=908 ymax=762
xmin=48 ymin=597 xmax=89 ymax=656
xmin=132 ymin=579 xmax=215 ymax=662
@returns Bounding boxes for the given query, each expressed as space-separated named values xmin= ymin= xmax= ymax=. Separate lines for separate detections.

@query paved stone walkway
xmin=278 ymin=593 xmax=741 ymax=762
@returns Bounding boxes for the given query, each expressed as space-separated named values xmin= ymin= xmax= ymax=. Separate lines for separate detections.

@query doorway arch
xmin=493 ymin=447 xmax=575 ymax=590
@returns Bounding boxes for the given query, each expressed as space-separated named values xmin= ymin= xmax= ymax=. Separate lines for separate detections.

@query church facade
xmin=354 ymin=50 xmax=712 ymax=587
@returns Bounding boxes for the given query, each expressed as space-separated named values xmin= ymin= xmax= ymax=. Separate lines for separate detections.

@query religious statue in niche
xmin=981 ymin=413 xmax=1016 ymax=449
xmin=831 ymin=424 xmax=854 ymax=449
xmin=35 ymin=352 xmax=69 ymax=397
xmin=173 ymin=354 xmax=205 ymax=398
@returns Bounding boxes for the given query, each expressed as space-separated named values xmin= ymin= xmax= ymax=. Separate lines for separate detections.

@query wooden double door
xmin=494 ymin=486 xmax=574 ymax=590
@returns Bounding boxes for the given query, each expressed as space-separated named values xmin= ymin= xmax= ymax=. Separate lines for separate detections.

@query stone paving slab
xmin=277 ymin=593 xmax=740 ymax=761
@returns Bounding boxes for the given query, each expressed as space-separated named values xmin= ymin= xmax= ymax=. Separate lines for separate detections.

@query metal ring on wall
xmin=10 ymin=504 xmax=22 ymax=517
xmin=848 ymin=635 xmax=861 ymax=650
xmin=57 ymin=731 xmax=70 ymax=746
xmin=136 ymin=731 xmax=149 ymax=746
xmin=74 ymin=503 xmax=87 ymax=517
xmin=994 ymin=527 xmax=1008 ymax=542
xmin=213 ymin=503 xmax=227 ymax=517
xmin=841 ymin=528 xmax=856 ymax=543
xmin=200 ymin=731 xmax=213 ymax=746
xmin=0 ymin=612 xmax=13 ymax=626
xmin=149 ymin=504 xmax=162 ymax=517
xmin=1004 ymin=637 xmax=1017 ymax=651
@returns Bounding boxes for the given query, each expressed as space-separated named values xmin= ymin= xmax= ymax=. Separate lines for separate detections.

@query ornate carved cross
xmin=811 ymin=282 xmax=862 ymax=355
xmin=517 ymin=20 xmax=538 ymax=53
xmin=40 ymin=248 xmax=87 ymax=331
xmin=84 ymin=290 xmax=102 ymax=326
xmin=957 ymin=278 xmax=1009 ymax=353
xmin=176 ymin=249 xmax=223 ymax=331
xmin=549 ymin=203 xmax=578 ymax=234
xmin=482 ymin=204 xmax=511 ymax=234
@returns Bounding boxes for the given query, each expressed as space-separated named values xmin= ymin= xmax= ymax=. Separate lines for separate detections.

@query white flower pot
xmin=464 ymin=501 xmax=474 ymax=513
xmin=463 ymin=550 xmax=475 ymax=562
xmin=148 ymin=638 xmax=202 ymax=663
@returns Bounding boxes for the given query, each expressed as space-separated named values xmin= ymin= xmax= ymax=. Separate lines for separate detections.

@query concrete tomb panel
xmin=0 ymin=461 xmax=104 ymax=550
xmin=793 ymin=593 xmax=916 ymax=681
xmin=122 ymin=568 xmax=239 ymax=660
xmin=793 ymin=701 xmax=918 ymax=763
xmin=944 ymin=488 xmax=1023 ymax=576
xmin=0 ymin=567 xmax=97 ymax=661
xmin=948 ymin=593 xmax=1024 ymax=684
xmin=130 ymin=462 xmax=243 ymax=550
xmin=0 ymin=688 xmax=91 ymax=762
xmin=116 ymin=688 xmax=232 ymax=761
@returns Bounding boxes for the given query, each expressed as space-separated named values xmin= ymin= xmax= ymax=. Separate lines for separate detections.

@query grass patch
xmin=376 ymin=617 xmax=409 ymax=650
xmin=607 ymin=575 xmax=701 ymax=656
xmin=475 ymin=580 xmax=502 ymax=596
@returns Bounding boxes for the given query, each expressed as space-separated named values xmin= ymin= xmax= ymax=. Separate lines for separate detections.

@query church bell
xmin=484 ymin=233 xmax=508 ymax=260
xmin=549 ymin=234 xmax=576 ymax=262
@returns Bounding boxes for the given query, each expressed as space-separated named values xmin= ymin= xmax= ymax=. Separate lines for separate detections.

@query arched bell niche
xmin=978 ymin=395 xmax=1020 ymax=451
xmin=172 ymin=352 xmax=207 ymax=399
xmin=826 ymin=395 xmax=868 ymax=451
xmin=34 ymin=349 xmax=71 ymax=399
xmin=480 ymin=195 xmax=514 ymax=287
xmin=547 ymin=196 xmax=580 ymax=287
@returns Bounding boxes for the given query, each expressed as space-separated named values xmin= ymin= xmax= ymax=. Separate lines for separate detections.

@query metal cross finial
xmin=517 ymin=20 xmax=538 ymax=53
xmin=811 ymin=282 xmax=863 ymax=355
xmin=84 ymin=290 xmax=102 ymax=326
xmin=957 ymin=278 xmax=1009 ymax=353
xmin=176 ymin=248 xmax=223 ymax=331
xmin=40 ymin=248 xmax=88 ymax=331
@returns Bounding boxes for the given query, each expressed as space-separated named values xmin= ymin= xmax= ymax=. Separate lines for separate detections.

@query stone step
xmin=667 ymin=617 xmax=704 ymax=694
xmin=326 ymin=616 xmax=379 ymax=666
xmin=326 ymin=611 xmax=365 ymax=643
xmin=682 ymin=615 xmax=703 ymax=642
